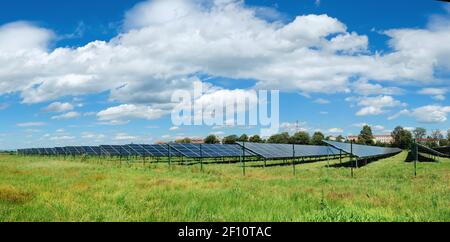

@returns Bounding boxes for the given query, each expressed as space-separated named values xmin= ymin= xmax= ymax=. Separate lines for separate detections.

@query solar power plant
xmin=416 ymin=143 xmax=448 ymax=157
xmin=435 ymin=146 xmax=450 ymax=156
xmin=140 ymin=144 xmax=182 ymax=157
xmin=54 ymin=147 xmax=66 ymax=155
xmin=126 ymin=144 xmax=152 ymax=156
xmin=168 ymin=143 xmax=253 ymax=158
xmin=295 ymin=145 xmax=341 ymax=157
xmin=99 ymin=145 xmax=121 ymax=156
xmin=323 ymin=140 xmax=402 ymax=158
xmin=44 ymin=148 xmax=56 ymax=155
xmin=121 ymin=145 xmax=140 ymax=156
xmin=80 ymin=146 xmax=101 ymax=155
xmin=37 ymin=148 xmax=46 ymax=155
xmin=64 ymin=146 xmax=82 ymax=155
xmin=235 ymin=142 xmax=294 ymax=159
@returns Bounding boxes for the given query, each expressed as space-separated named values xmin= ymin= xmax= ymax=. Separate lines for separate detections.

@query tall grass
xmin=0 ymin=152 xmax=448 ymax=222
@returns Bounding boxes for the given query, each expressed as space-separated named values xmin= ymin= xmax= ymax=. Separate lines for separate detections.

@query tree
xmin=431 ymin=130 xmax=444 ymax=147
xmin=311 ymin=132 xmax=325 ymax=145
xmin=358 ymin=125 xmax=374 ymax=145
xmin=204 ymin=135 xmax=220 ymax=144
xmin=391 ymin=126 xmax=412 ymax=149
xmin=249 ymin=135 xmax=263 ymax=143
xmin=175 ymin=137 xmax=191 ymax=143
xmin=237 ymin=134 xmax=249 ymax=142
xmin=290 ymin=131 xmax=310 ymax=144
xmin=336 ymin=135 xmax=344 ymax=142
xmin=413 ymin=127 xmax=426 ymax=139
xmin=447 ymin=129 xmax=450 ymax=142
xmin=222 ymin=135 xmax=238 ymax=144
xmin=267 ymin=132 xmax=290 ymax=144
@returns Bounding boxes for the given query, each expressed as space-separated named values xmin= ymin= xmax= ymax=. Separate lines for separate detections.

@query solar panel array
xmin=323 ymin=140 xmax=402 ymax=158
xmin=169 ymin=144 xmax=253 ymax=158
xmin=235 ymin=142 xmax=341 ymax=159
xmin=413 ymin=143 xmax=448 ymax=157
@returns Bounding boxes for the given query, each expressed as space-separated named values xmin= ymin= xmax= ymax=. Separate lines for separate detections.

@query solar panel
xmin=167 ymin=143 xmax=253 ymax=158
xmin=323 ymin=140 xmax=402 ymax=158
xmin=44 ymin=148 xmax=56 ymax=155
xmin=235 ymin=142 xmax=343 ymax=159
xmin=79 ymin=146 xmax=101 ymax=155
xmin=64 ymin=146 xmax=83 ymax=155
xmin=415 ymin=143 xmax=448 ymax=157
xmin=99 ymin=145 xmax=121 ymax=156
xmin=236 ymin=142 xmax=296 ymax=159
xmin=140 ymin=144 xmax=182 ymax=157
xmin=54 ymin=147 xmax=66 ymax=155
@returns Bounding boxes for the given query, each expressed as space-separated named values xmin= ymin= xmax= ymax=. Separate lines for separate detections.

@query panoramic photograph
xmin=0 ymin=0 xmax=449 ymax=229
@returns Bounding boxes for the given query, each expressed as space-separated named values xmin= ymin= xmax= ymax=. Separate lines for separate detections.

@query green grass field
xmin=0 ymin=152 xmax=449 ymax=222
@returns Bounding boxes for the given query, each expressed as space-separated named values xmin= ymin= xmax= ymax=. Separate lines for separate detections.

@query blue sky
xmin=0 ymin=0 xmax=449 ymax=149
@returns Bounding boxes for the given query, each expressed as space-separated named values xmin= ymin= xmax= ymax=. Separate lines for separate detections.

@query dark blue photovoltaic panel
xmin=54 ymin=147 xmax=66 ymax=155
xmin=235 ymin=142 xmax=292 ymax=159
xmin=99 ymin=145 xmax=121 ymax=156
xmin=140 ymin=144 xmax=182 ymax=157
xmin=168 ymin=143 xmax=253 ymax=158
xmin=235 ymin=142 xmax=342 ymax=159
xmin=323 ymin=140 xmax=402 ymax=158
xmin=127 ymin=144 xmax=151 ymax=156
xmin=415 ymin=143 xmax=448 ymax=157
xmin=80 ymin=146 xmax=101 ymax=155
xmin=64 ymin=146 xmax=82 ymax=155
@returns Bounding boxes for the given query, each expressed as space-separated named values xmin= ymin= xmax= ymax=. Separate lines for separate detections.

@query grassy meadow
xmin=0 ymin=152 xmax=449 ymax=222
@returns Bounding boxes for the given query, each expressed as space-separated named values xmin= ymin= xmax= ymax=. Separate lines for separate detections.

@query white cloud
xmin=389 ymin=105 xmax=450 ymax=123
xmin=97 ymin=104 xmax=167 ymax=124
xmin=347 ymin=95 xmax=405 ymax=116
xmin=0 ymin=21 xmax=54 ymax=52
xmin=17 ymin=122 xmax=46 ymax=127
xmin=42 ymin=102 xmax=74 ymax=113
xmin=314 ymin=98 xmax=330 ymax=104
xmin=81 ymin=132 xmax=106 ymax=140
xmin=418 ymin=87 xmax=447 ymax=100
xmin=169 ymin=126 xmax=179 ymax=131
xmin=114 ymin=133 xmax=138 ymax=141
xmin=328 ymin=128 xmax=343 ymax=133
xmin=352 ymin=80 xmax=404 ymax=96
xmin=280 ymin=121 xmax=309 ymax=133
xmin=0 ymin=0 xmax=448 ymax=125
xmin=51 ymin=111 xmax=80 ymax=120
xmin=49 ymin=135 xmax=75 ymax=141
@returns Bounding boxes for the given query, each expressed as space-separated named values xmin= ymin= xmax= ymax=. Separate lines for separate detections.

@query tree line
xmin=175 ymin=126 xmax=450 ymax=150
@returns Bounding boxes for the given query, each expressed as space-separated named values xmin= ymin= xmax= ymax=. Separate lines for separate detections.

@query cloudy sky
xmin=0 ymin=0 xmax=449 ymax=149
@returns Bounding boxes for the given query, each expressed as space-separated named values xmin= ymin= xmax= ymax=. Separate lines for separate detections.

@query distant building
xmin=347 ymin=134 xmax=393 ymax=144
xmin=373 ymin=135 xmax=393 ymax=144
xmin=347 ymin=136 xmax=358 ymax=142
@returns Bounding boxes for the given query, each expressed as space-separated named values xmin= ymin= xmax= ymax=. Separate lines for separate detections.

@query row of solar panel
xmin=322 ymin=140 xmax=402 ymax=158
xmin=413 ymin=143 xmax=448 ymax=157
xmin=235 ymin=142 xmax=342 ymax=159
xmin=17 ymin=144 xmax=252 ymax=158
xmin=17 ymin=143 xmax=346 ymax=159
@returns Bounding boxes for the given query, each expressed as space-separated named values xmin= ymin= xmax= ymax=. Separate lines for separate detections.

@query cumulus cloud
xmin=97 ymin=104 xmax=167 ymax=124
xmin=0 ymin=0 xmax=449 ymax=124
xmin=418 ymin=87 xmax=447 ymax=101
xmin=51 ymin=111 xmax=80 ymax=120
xmin=389 ymin=105 xmax=450 ymax=123
xmin=0 ymin=21 xmax=54 ymax=52
xmin=347 ymin=95 xmax=406 ymax=116
xmin=328 ymin=128 xmax=343 ymax=133
xmin=16 ymin=122 xmax=46 ymax=127
xmin=314 ymin=98 xmax=330 ymax=104
xmin=42 ymin=102 xmax=74 ymax=113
